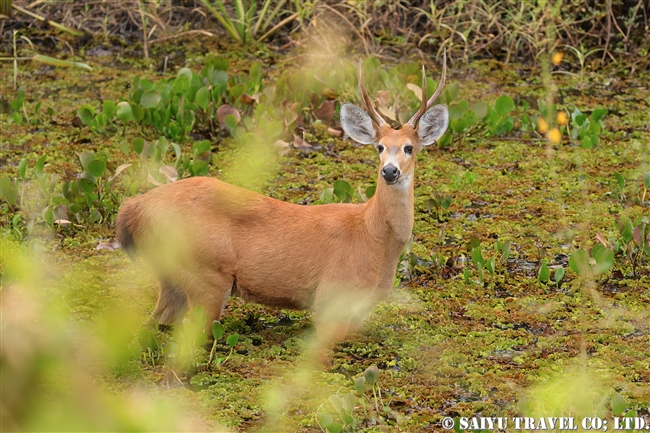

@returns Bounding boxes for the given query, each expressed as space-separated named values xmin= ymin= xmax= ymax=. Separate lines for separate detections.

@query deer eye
xmin=404 ymin=145 xmax=413 ymax=155
xmin=377 ymin=145 xmax=385 ymax=153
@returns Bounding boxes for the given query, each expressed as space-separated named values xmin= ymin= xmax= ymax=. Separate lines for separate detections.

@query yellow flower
xmin=556 ymin=111 xmax=568 ymax=125
xmin=537 ymin=117 xmax=549 ymax=134
xmin=547 ymin=128 xmax=562 ymax=144
xmin=552 ymin=51 xmax=563 ymax=65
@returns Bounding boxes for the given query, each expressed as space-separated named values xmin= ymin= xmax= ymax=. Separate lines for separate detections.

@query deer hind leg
xmin=151 ymin=279 xmax=188 ymax=326
xmin=183 ymin=272 xmax=234 ymax=336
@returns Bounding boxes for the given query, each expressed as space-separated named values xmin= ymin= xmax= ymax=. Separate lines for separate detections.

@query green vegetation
xmin=1 ymin=0 xmax=650 ymax=431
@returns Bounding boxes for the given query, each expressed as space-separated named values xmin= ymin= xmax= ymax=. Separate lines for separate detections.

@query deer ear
xmin=418 ymin=104 xmax=449 ymax=146
xmin=340 ymin=103 xmax=377 ymax=145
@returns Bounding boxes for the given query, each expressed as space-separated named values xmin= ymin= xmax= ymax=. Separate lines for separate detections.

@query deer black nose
xmin=381 ymin=164 xmax=400 ymax=183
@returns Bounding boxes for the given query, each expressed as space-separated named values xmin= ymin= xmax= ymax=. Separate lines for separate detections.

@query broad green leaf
xmin=132 ymin=137 xmax=145 ymax=155
xmin=614 ymin=173 xmax=625 ymax=189
xmin=177 ymin=67 xmax=193 ymax=80
xmin=77 ymin=151 xmax=96 ymax=170
xmin=103 ymin=100 xmax=116 ymax=119
xmin=195 ymin=87 xmax=210 ymax=110
xmin=325 ymin=422 xmax=342 ymax=433
xmin=644 ymin=172 xmax=650 ymax=188
xmin=226 ymin=333 xmax=239 ymax=348
xmin=354 ymin=376 xmax=366 ymax=394
xmin=590 ymin=108 xmax=608 ymax=122
xmin=471 ymin=246 xmax=485 ymax=267
xmin=443 ymin=82 xmax=459 ymax=104
xmin=538 ymin=259 xmax=550 ymax=283
xmin=363 ymin=365 xmax=379 ymax=386
xmin=333 ymin=180 xmax=354 ymax=202
xmin=116 ymin=101 xmax=134 ymax=122
xmin=554 ymin=266 xmax=565 ymax=283
xmin=18 ymin=158 xmax=27 ymax=179
xmin=494 ymin=95 xmax=514 ymax=116
xmin=594 ymin=248 xmax=614 ymax=274
xmin=87 ymin=159 xmax=106 ymax=178
xmin=77 ymin=104 xmax=95 ymax=125
xmin=611 ymin=392 xmax=626 ymax=416
xmin=318 ymin=413 xmax=333 ymax=429
xmin=328 ymin=395 xmax=343 ymax=414
xmin=569 ymin=249 xmax=590 ymax=276
xmin=140 ymin=90 xmax=161 ymax=108
xmin=42 ymin=206 xmax=54 ymax=226
xmin=212 ymin=321 xmax=224 ymax=340
xmin=469 ymin=101 xmax=488 ymax=119
xmin=448 ymin=103 xmax=466 ymax=121
xmin=224 ymin=114 xmax=239 ymax=131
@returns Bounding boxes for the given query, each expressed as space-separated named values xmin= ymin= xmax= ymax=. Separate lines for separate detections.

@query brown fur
xmin=117 ymin=58 xmax=448 ymax=341
xmin=117 ymin=108 xmax=445 ymax=343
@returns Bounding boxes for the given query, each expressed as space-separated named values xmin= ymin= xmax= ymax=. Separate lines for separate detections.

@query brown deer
xmin=116 ymin=56 xmax=448 ymax=343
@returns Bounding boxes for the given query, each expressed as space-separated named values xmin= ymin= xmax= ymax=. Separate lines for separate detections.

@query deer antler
xmin=406 ymin=50 xmax=447 ymax=129
xmin=358 ymin=61 xmax=388 ymax=128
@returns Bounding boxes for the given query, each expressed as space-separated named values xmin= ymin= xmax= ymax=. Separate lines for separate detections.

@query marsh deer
xmin=116 ymin=56 xmax=448 ymax=342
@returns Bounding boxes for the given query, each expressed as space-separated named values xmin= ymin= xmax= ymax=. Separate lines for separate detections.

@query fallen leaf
xmin=147 ymin=173 xmax=163 ymax=186
xmin=378 ymin=106 xmax=396 ymax=121
xmin=595 ymin=232 xmax=608 ymax=248
xmin=274 ymin=140 xmax=290 ymax=156
xmin=327 ymin=127 xmax=342 ymax=137
xmin=314 ymin=100 xmax=335 ymax=123
xmin=54 ymin=219 xmax=71 ymax=226
xmin=109 ymin=163 xmax=132 ymax=182
xmin=406 ymin=83 xmax=422 ymax=100
xmin=376 ymin=90 xmax=391 ymax=107
xmin=96 ymin=238 xmax=121 ymax=252
xmin=239 ymin=94 xmax=256 ymax=105
xmin=216 ymin=104 xmax=240 ymax=130
xmin=159 ymin=165 xmax=178 ymax=183
xmin=293 ymin=134 xmax=313 ymax=151
xmin=322 ymin=88 xmax=339 ymax=99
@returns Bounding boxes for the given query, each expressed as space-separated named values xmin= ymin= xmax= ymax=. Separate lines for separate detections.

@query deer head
xmin=340 ymin=55 xmax=449 ymax=189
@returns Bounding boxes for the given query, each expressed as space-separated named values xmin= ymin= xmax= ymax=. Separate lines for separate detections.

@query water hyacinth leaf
xmin=469 ymin=101 xmax=488 ymax=119
xmin=224 ymin=114 xmax=239 ymax=131
xmin=87 ymin=159 xmax=106 ymax=178
xmin=354 ymin=376 xmax=366 ymax=394
xmin=590 ymin=108 xmax=608 ymax=122
xmin=494 ymin=95 xmax=515 ymax=116
xmin=103 ymin=100 xmax=116 ymax=119
xmin=538 ymin=259 xmax=550 ymax=283
xmin=77 ymin=151 xmax=96 ymax=171
xmin=195 ymin=87 xmax=210 ymax=110
xmin=644 ymin=172 xmax=650 ymax=188
xmin=226 ymin=333 xmax=239 ymax=349
xmin=212 ymin=321 xmax=224 ymax=340
xmin=140 ymin=90 xmax=161 ymax=109
xmin=486 ymin=257 xmax=496 ymax=276
xmin=326 ymin=422 xmax=343 ymax=433
xmin=554 ymin=266 xmax=565 ymax=283
xmin=448 ymin=103 xmax=466 ymax=121
xmin=614 ymin=172 xmax=625 ymax=189
xmin=471 ymin=246 xmax=485 ymax=267
xmin=595 ymin=248 xmax=614 ymax=274
xmin=77 ymin=104 xmax=95 ymax=125
xmin=569 ymin=249 xmax=590 ymax=276
xmin=328 ymin=395 xmax=343 ymax=414
xmin=132 ymin=137 xmax=145 ymax=155
xmin=318 ymin=413 xmax=333 ymax=429
xmin=18 ymin=158 xmax=27 ymax=179
xmin=116 ymin=101 xmax=134 ymax=122
xmin=333 ymin=180 xmax=354 ymax=202
xmin=363 ymin=365 xmax=379 ymax=386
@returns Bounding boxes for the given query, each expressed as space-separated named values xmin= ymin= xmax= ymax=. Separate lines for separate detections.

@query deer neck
xmin=364 ymin=170 xmax=415 ymax=245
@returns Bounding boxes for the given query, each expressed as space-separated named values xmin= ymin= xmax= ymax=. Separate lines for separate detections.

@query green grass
xmin=1 ymin=36 xmax=649 ymax=432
